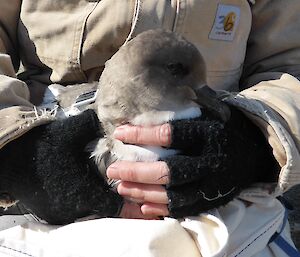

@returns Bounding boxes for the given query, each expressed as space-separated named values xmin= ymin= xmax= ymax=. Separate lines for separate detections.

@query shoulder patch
xmin=209 ymin=4 xmax=241 ymax=41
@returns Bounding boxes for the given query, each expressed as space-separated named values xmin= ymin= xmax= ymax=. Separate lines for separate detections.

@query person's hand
xmin=108 ymin=107 xmax=280 ymax=218
xmin=108 ymin=160 xmax=170 ymax=218
xmin=0 ymin=110 xmax=123 ymax=225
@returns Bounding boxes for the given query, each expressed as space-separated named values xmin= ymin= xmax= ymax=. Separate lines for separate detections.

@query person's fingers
xmin=119 ymin=201 xmax=158 ymax=219
xmin=141 ymin=203 xmax=169 ymax=216
xmin=113 ymin=124 xmax=171 ymax=147
xmin=117 ymin=182 xmax=169 ymax=204
xmin=107 ymin=161 xmax=170 ymax=185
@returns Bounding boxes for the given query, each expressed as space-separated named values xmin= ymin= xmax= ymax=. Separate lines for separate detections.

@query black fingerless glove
xmin=0 ymin=110 xmax=123 ymax=225
xmin=163 ymin=106 xmax=280 ymax=218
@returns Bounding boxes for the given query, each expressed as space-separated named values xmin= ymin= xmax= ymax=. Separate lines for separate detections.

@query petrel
xmin=91 ymin=29 xmax=230 ymax=187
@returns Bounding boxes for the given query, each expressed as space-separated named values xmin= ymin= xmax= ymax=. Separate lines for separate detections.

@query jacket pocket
xmin=18 ymin=0 xmax=99 ymax=84
xmin=173 ymin=0 xmax=252 ymax=91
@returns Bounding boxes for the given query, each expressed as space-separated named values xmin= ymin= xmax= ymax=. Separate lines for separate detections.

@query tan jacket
xmin=1 ymin=0 xmax=300 ymax=196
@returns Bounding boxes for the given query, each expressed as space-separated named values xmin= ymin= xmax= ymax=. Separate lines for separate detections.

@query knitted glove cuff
xmin=0 ymin=109 xmax=122 ymax=224
xmin=167 ymin=185 xmax=239 ymax=218
xmin=163 ymin=106 xmax=280 ymax=218
xmin=164 ymin=154 xmax=239 ymax=218
xmin=44 ymin=109 xmax=104 ymax=146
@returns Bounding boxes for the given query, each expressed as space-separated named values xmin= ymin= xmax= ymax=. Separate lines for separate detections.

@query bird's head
xmin=113 ymin=29 xmax=207 ymax=102
xmin=97 ymin=29 xmax=229 ymax=130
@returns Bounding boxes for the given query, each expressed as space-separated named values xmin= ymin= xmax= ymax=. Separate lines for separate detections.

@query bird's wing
xmin=97 ymin=72 xmax=144 ymax=130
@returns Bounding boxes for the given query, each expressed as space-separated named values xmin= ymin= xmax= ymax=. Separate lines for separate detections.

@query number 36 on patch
xmin=209 ymin=4 xmax=241 ymax=41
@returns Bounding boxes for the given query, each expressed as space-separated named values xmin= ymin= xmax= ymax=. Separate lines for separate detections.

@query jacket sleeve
xmin=226 ymin=0 xmax=300 ymax=193
xmin=0 ymin=1 xmax=54 ymax=150
xmin=0 ymin=0 xmax=20 ymax=71
xmin=0 ymin=1 xmax=31 ymax=106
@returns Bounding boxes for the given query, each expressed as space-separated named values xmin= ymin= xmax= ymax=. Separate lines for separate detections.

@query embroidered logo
xmin=209 ymin=4 xmax=240 ymax=41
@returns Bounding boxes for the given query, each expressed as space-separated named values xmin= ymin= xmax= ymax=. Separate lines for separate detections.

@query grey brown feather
xmin=92 ymin=29 xmax=230 ymax=187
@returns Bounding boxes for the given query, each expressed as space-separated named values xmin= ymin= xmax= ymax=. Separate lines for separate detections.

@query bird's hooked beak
xmin=193 ymin=85 xmax=231 ymax=122
xmin=179 ymin=85 xmax=198 ymax=100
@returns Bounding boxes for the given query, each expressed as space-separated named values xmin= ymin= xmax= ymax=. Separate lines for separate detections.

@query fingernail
xmin=107 ymin=163 xmax=118 ymax=178
xmin=106 ymin=168 xmax=116 ymax=178
xmin=113 ymin=127 xmax=124 ymax=139
xmin=108 ymin=162 xmax=118 ymax=169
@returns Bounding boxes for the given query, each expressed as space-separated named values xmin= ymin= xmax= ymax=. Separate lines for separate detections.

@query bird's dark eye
xmin=166 ymin=63 xmax=189 ymax=77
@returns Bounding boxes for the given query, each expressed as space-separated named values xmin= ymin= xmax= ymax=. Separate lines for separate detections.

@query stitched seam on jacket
xmin=70 ymin=4 xmax=91 ymax=81
xmin=0 ymin=245 xmax=36 ymax=257
xmin=173 ymin=0 xmax=186 ymax=33
xmin=233 ymin=215 xmax=283 ymax=256
xmin=124 ymin=0 xmax=141 ymax=44
xmin=77 ymin=2 xmax=99 ymax=80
